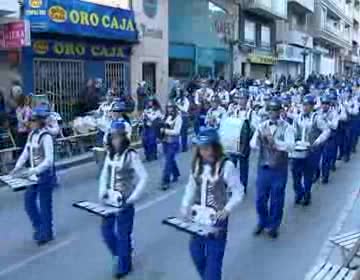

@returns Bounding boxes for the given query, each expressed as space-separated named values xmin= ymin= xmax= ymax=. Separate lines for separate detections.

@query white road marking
xmin=0 ymin=236 xmax=77 ymax=277
xmin=0 ymin=188 xmax=180 ymax=276
xmin=310 ymin=188 xmax=360 ymax=266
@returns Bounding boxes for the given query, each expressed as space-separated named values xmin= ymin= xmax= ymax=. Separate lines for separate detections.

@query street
xmin=0 ymin=150 xmax=359 ymax=280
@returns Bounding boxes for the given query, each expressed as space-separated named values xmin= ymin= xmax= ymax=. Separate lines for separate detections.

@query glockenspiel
xmin=0 ymin=175 xmax=37 ymax=192
xmin=73 ymin=200 xmax=122 ymax=218
xmin=162 ymin=217 xmax=221 ymax=237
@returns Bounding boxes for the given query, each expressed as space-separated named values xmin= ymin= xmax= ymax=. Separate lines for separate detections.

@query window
xmin=169 ymin=59 xmax=194 ymax=78
xmin=81 ymin=0 xmax=131 ymax=9
xmin=261 ymin=25 xmax=271 ymax=48
xmin=244 ymin=20 xmax=256 ymax=44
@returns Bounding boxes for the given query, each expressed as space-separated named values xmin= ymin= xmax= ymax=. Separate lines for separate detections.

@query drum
xmin=191 ymin=205 xmax=217 ymax=226
xmin=219 ymin=117 xmax=244 ymax=154
xmin=162 ymin=217 xmax=221 ymax=237
xmin=92 ymin=147 xmax=106 ymax=165
xmin=73 ymin=200 xmax=122 ymax=218
xmin=290 ymin=142 xmax=310 ymax=159
xmin=0 ymin=174 xmax=37 ymax=192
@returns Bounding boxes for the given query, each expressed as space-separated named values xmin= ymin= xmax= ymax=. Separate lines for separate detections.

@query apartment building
xmin=235 ymin=0 xmax=287 ymax=79
xmin=275 ymin=0 xmax=315 ymax=79
xmin=309 ymin=0 xmax=353 ymax=75
xmin=344 ymin=0 xmax=360 ymax=75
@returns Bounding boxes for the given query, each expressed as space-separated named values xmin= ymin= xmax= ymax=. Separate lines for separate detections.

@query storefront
xmin=247 ymin=53 xmax=277 ymax=79
xmin=22 ymin=0 xmax=137 ymax=120
xmin=275 ymin=44 xmax=303 ymax=79
xmin=169 ymin=0 xmax=237 ymax=79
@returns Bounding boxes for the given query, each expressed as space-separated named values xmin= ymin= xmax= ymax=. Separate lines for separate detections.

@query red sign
xmin=0 ymin=21 xmax=31 ymax=49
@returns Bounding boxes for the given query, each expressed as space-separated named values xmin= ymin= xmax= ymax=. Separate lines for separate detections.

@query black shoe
xmin=295 ymin=196 xmax=303 ymax=205
xmin=268 ymin=229 xmax=279 ymax=239
xmin=303 ymin=193 xmax=312 ymax=206
xmin=161 ymin=183 xmax=170 ymax=191
xmin=114 ymin=271 xmax=131 ymax=279
xmin=37 ymin=237 xmax=54 ymax=246
xmin=331 ymin=165 xmax=336 ymax=172
xmin=322 ymin=178 xmax=329 ymax=185
xmin=253 ymin=225 xmax=264 ymax=236
xmin=172 ymin=176 xmax=179 ymax=183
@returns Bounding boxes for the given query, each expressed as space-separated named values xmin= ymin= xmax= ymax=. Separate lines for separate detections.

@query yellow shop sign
xmin=248 ymin=54 xmax=277 ymax=65
xmin=47 ymin=5 xmax=135 ymax=32
xmin=32 ymin=40 xmax=129 ymax=59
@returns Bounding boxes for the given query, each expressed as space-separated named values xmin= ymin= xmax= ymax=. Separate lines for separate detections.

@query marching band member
xmin=141 ymin=97 xmax=162 ymax=161
xmin=226 ymin=89 xmax=253 ymax=193
xmin=217 ymin=85 xmax=230 ymax=108
xmin=99 ymin=121 xmax=148 ymax=279
xmin=318 ymin=94 xmax=339 ymax=184
xmin=161 ymin=101 xmax=182 ymax=190
xmin=330 ymin=91 xmax=347 ymax=162
xmin=205 ymin=97 xmax=226 ymax=129
xmin=251 ymin=98 xmax=295 ymax=238
xmin=181 ymin=128 xmax=244 ymax=280
xmin=194 ymin=81 xmax=213 ymax=134
xmin=291 ymin=95 xmax=330 ymax=206
xmin=344 ymin=88 xmax=360 ymax=159
xmin=11 ymin=106 xmax=57 ymax=245
xmin=96 ymin=91 xmax=114 ymax=145
xmin=256 ymin=93 xmax=271 ymax=123
xmin=104 ymin=101 xmax=132 ymax=146
xmin=175 ymin=88 xmax=190 ymax=152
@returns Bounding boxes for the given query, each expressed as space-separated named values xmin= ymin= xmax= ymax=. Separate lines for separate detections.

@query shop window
xmin=169 ymin=59 xmax=194 ymax=78
xmin=215 ymin=62 xmax=225 ymax=78
xmin=198 ymin=66 xmax=212 ymax=78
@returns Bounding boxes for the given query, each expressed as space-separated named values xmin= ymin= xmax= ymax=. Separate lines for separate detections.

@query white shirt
xmin=205 ymin=106 xmax=226 ymax=128
xmin=181 ymin=161 xmax=244 ymax=213
xmin=250 ymin=120 xmax=295 ymax=152
xmin=176 ymin=97 xmax=190 ymax=114
xmin=99 ymin=151 xmax=148 ymax=205
xmin=15 ymin=129 xmax=54 ymax=175
xmin=195 ymin=88 xmax=214 ymax=105
xmin=164 ymin=114 xmax=182 ymax=136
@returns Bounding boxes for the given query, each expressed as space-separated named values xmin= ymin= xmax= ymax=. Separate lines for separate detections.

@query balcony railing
xmin=244 ymin=0 xmax=287 ymax=19
xmin=288 ymin=0 xmax=315 ymax=13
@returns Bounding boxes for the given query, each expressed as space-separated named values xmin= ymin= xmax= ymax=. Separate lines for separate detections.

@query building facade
xmin=309 ymin=0 xmax=353 ymax=75
xmin=168 ymin=0 xmax=238 ymax=80
xmin=22 ymin=0 xmax=138 ymax=120
xmin=131 ymin=0 xmax=169 ymax=104
xmin=235 ymin=0 xmax=287 ymax=79
xmin=275 ymin=0 xmax=315 ymax=79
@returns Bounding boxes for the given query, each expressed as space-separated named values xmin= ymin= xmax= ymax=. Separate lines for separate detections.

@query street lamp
xmin=301 ymin=35 xmax=309 ymax=79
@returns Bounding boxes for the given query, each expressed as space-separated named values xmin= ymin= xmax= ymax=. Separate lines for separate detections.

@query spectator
xmin=78 ymin=79 xmax=100 ymax=115
xmin=136 ymin=81 xmax=148 ymax=113
xmin=15 ymin=93 xmax=32 ymax=148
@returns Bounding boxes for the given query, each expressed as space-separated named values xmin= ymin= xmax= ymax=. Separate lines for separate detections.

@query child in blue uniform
xmin=181 ymin=128 xmax=244 ymax=280
xmin=12 ymin=106 xmax=57 ymax=245
xmin=99 ymin=121 xmax=148 ymax=279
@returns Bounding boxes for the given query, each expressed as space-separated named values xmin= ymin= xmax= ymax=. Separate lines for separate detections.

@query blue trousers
xmin=96 ymin=130 xmax=105 ymax=146
xmin=101 ymin=205 xmax=135 ymax=275
xmin=336 ymin=124 xmax=346 ymax=160
xmin=256 ymin=167 xmax=287 ymax=230
xmin=24 ymin=173 xmax=54 ymax=242
xmin=194 ymin=113 xmax=206 ymax=135
xmin=142 ymin=126 xmax=157 ymax=161
xmin=189 ymin=221 xmax=227 ymax=280
xmin=343 ymin=121 xmax=353 ymax=161
xmin=321 ymin=137 xmax=336 ymax=181
xmin=181 ymin=115 xmax=189 ymax=152
xmin=162 ymin=141 xmax=180 ymax=184
xmin=291 ymin=148 xmax=321 ymax=199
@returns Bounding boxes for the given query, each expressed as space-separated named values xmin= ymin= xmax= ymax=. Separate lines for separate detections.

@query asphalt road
xmin=0 ymin=150 xmax=359 ymax=280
